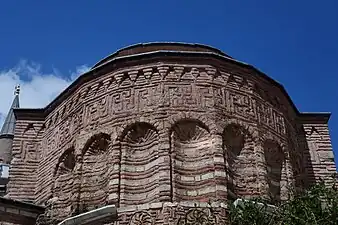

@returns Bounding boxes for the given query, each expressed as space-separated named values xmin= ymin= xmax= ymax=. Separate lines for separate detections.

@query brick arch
xmin=81 ymin=132 xmax=111 ymax=156
xmin=169 ymin=118 xmax=215 ymax=202
xmin=166 ymin=112 xmax=216 ymax=135
xmin=116 ymin=119 xmax=162 ymax=141
xmin=259 ymin=130 xmax=287 ymax=151
xmin=119 ymin=122 xmax=159 ymax=141
xmin=118 ymin=122 xmax=160 ymax=206
xmin=263 ymin=139 xmax=285 ymax=202
xmin=222 ymin=123 xmax=256 ymax=200
xmin=219 ymin=118 xmax=258 ymax=140
xmin=169 ymin=118 xmax=210 ymax=135
xmin=53 ymin=147 xmax=76 ymax=177
xmin=75 ymin=132 xmax=112 ymax=214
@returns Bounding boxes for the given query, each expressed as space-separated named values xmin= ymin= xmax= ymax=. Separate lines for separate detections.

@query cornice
xmin=12 ymin=48 xmax=324 ymax=122
xmin=298 ymin=112 xmax=331 ymax=124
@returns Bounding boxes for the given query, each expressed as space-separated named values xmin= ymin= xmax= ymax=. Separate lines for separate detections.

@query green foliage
xmin=229 ymin=177 xmax=338 ymax=225
xmin=279 ymin=182 xmax=338 ymax=225
xmin=229 ymin=199 xmax=279 ymax=225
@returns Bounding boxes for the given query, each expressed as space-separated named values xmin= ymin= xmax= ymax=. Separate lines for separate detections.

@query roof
xmin=0 ymin=87 xmax=20 ymax=136
xmin=0 ymin=196 xmax=45 ymax=225
xmin=91 ymin=42 xmax=232 ymax=69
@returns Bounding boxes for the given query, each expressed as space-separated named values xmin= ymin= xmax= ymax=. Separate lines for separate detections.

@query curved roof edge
xmin=12 ymin=48 xmax=331 ymax=123
xmin=91 ymin=42 xmax=232 ymax=69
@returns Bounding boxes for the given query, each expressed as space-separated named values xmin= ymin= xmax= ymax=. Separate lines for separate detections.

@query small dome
xmin=91 ymin=42 xmax=232 ymax=69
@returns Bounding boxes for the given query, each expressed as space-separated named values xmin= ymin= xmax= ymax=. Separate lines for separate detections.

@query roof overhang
xmin=0 ymin=134 xmax=14 ymax=139
xmin=298 ymin=112 xmax=331 ymax=124
xmin=0 ymin=197 xmax=45 ymax=225
xmin=12 ymin=44 xmax=330 ymax=123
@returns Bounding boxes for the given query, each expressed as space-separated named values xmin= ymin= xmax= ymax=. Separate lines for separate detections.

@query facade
xmin=0 ymin=42 xmax=336 ymax=225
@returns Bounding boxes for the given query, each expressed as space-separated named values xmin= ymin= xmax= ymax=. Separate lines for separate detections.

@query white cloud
xmin=0 ymin=60 xmax=90 ymax=128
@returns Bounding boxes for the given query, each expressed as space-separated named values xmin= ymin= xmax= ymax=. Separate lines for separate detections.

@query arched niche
xmin=263 ymin=140 xmax=285 ymax=202
xmin=50 ymin=147 xmax=76 ymax=219
xmin=170 ymin=119 xmax=213 ymax=202
xmin=223 ymin=124 xmax=255 ymax=200
xmin=77 ymin=132 xmax=111 ymax=213
xmin=54 ymin=147 xmax=76 ymax=177
xmin=119 ymin=122 xmax=160 ymax=206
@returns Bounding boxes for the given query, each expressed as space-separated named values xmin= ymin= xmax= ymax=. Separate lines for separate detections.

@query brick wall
xmin=34 ymin=60 xmax=298 ymax=223
xmin=7 ymin=118 xmax=44 ymax=202
xmin=300 ymin=116 xmax=337 ymax=186
xmin=5 ymin=47 xmax=336 ymax=224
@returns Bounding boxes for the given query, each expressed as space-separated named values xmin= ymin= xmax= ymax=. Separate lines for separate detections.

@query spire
xmin=0 ymin=85 xmax=20 ymax=136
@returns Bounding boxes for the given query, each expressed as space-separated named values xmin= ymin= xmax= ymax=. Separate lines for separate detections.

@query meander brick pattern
xmin=6 ymin=56 xmax=336 ymax=224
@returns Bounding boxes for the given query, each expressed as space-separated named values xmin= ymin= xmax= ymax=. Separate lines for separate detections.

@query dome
xmin=91 ymin=42 xmax=232 ymax=69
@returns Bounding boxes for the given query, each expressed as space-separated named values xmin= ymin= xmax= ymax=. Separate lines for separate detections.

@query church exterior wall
xmin=4 ymin=44 xmax=336 ymax=224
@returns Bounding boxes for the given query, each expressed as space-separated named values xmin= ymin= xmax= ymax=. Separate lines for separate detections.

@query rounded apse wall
xmin=38 ymin=43 xmax=300 ymax=224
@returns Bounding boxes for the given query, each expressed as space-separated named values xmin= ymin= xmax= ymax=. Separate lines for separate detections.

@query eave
xmin=298 ymin=112 xmax=331 ymax=124
xmin=12 ymin=49 xmax=330 ymax=123
xmin=0 ymin=197 xmax=45 ymax=225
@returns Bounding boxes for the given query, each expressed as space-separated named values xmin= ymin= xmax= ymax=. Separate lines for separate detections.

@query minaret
xmin=0 ymin=85 xmax=20 ymax=164
xmin=0 ymin=85 xmax=20 ymax=195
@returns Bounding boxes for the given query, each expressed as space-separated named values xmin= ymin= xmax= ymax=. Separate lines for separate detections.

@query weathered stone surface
xmin=2 ymin=43 xmax=336 ymax=224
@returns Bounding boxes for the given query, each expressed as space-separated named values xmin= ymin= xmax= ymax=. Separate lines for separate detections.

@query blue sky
xmin=0 ymin=1 xmax=337 ymax=164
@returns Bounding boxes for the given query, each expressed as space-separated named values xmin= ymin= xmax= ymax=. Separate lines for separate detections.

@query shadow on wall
xmin=50 ymin=147 xmax=76 ymax=220
xmin=47 ymin=132 xmax=112 ymax=223
xmin=75 ymin=133 xmax=111 ymax=214
xmin=223 ymin=124 xmax=256 ymax=201
xmin=297 ymin=127 xmax=317 ymax=189
xmin=222 ymin=122 xmax=317 ymax=204
xmin=263 ymin=140 xmax=285 ymax=202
